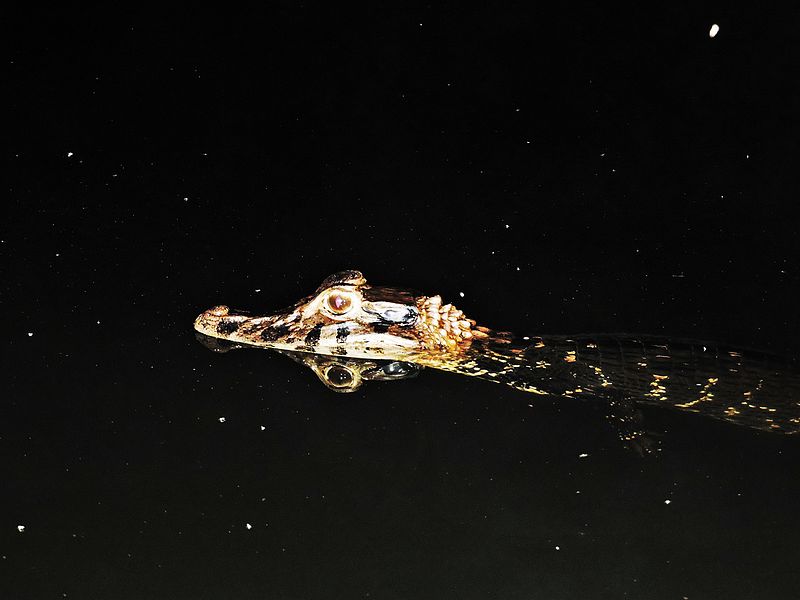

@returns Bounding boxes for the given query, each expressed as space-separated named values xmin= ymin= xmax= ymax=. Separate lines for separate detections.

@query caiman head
xmin=194 ymin=270 xmax=489 ymax=361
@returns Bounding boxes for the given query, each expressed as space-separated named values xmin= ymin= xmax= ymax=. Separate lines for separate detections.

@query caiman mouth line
xmin=195 ymin=270 xmax=800 ymax=437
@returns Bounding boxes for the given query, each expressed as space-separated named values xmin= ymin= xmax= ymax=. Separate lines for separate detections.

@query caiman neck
xmin=415 ymin=294 xmax=491 ymax=352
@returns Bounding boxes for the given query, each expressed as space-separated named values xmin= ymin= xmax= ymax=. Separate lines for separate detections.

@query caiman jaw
xmin=193 ymin=304 xmax=299 ymax=349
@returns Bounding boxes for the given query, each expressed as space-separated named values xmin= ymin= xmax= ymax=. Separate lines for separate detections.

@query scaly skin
xmin=195 ymin=270 xmax=800 ymax=434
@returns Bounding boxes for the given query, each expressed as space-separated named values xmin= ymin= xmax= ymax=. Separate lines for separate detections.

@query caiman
xmin=194 ymin=270 xmax=800 ymax=438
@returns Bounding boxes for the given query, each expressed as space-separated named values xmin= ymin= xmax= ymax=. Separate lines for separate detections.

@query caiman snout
xmin=194 ymin=305 xmax=262 ymax=339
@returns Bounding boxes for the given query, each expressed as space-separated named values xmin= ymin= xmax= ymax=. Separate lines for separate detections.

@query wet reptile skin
xmin=195 ymin=270 xmax=800 ymax=435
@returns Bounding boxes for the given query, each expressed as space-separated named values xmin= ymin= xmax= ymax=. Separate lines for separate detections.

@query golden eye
xmin=327 ymin=293 xmax=352 ymax=314
xmin=325 ymin=365 xmax=354 ymax=388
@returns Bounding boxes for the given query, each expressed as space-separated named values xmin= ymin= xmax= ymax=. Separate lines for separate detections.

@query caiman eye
xmin=327 ymin=293 xmax=352 ymax=314
xmin=325 ymin=365 xmax=354 ymax=388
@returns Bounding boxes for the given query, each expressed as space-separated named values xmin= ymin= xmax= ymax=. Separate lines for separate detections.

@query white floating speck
xmin=246 ymin=523 xmax=252 ymax=530
xmin=67 ymin=152 xmax=73 ymax=158
xmin=17 ymin=525 xmax=25 ymax=533
xmin=260 ymin=425 xmax=266 ymax=431
xmin=579 ymin=453 xmax=589 ymax=458
xmin=555 ymin=545 xmax=560 ymax=550
xmin=255 ymin=289 xmax=261 ymax=293
xmin=27 ymin=332 xmax=33 ymax=337
xmin=96 ymin=320 xmax=101 ymax=325
xmin=459 ymin=291 xmax=464 ymax=298
xmin=218 ymin=417 xmax=226 ymax=423
xmin=504 ymin=224 xmax=510 ymax=229
xmin=664 ymin=499 xmax=672 ymax=505
xmin=709 ymin=24 xmax=719 ymax=38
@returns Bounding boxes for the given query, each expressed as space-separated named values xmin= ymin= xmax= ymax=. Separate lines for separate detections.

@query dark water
xmin=4 ymin=6 xmax=800 ymax=599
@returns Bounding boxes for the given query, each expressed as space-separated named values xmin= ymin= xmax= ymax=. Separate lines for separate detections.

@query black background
xmin=4 ymin=5 xmax=800 ymax=599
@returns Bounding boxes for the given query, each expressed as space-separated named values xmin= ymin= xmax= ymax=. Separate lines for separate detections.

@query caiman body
xmin=195 ymin=270 xmax=800 ymax=435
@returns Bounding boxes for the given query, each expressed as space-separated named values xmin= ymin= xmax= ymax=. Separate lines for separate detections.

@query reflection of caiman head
xmin=194 ymin=331 xmax=421 ymax=393
xmin=279 ymin=351 xmax=421 ymax=393
xmin=194 ymin=270 xmax=489 ymax=361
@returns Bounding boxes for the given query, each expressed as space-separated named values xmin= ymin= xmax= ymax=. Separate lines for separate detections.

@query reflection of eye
xmin=382 ymin=362 xmax=413 ymax=377
xmin=327 ymin=293 xmax=352 ymax=314
xmin=325 ymin=365 xmax=354 ymax=388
